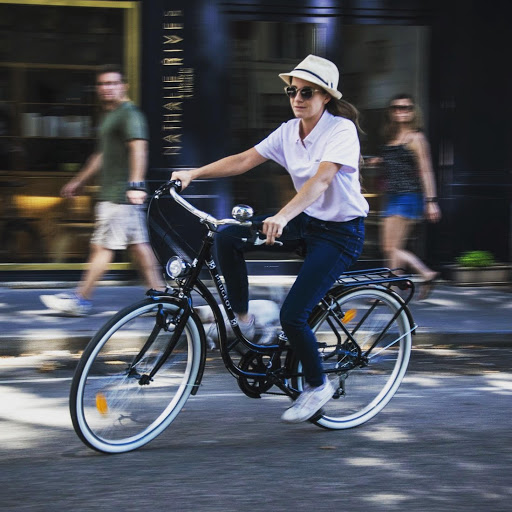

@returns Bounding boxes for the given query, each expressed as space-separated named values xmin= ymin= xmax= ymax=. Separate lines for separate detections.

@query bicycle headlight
xmin=166 ymin=256 xmax=190 ymax=279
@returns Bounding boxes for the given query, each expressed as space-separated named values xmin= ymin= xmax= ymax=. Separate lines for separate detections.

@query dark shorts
xmin=382 ymin=193 xmax=423 ymax=220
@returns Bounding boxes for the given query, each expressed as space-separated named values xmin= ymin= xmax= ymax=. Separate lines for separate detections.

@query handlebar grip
xmin=169 ymin=179 xmax=182 ymax=193
xmin=154 ymin=179 xmax=182 ymax=196
xmin=250 ymin=220 xmax=264 ymax=232
xmin=245 ymin=221 xmax=284 ymax=247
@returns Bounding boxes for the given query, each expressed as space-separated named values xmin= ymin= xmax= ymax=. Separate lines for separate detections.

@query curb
xmin=0 ymin=334 xmax=92 ymax=357
xmin=2 ymin=331 xmax=512 ymax=357
xmin=413 ymin=330 xmax=512 ymax=348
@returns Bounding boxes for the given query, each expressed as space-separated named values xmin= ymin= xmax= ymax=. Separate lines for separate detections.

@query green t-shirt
xmin=97 ymin=101 xmax=148 ymax=204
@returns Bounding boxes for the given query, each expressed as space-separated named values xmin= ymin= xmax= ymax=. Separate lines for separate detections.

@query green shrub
xmin=456 ymin=250 xmax=495 ymax=267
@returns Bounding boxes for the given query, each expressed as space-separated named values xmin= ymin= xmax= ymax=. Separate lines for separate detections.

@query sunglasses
xmin=390 ymin=104 xmax=414 ymax=112
xmin=285 ymin=86 xmax=322 ymax=100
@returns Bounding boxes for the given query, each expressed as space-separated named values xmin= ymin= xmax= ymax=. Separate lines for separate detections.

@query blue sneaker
xmin=40 ymin=292 xmax=92 ymax=316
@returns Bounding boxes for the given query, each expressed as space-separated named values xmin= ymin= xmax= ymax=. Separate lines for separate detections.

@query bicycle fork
xmin=128 ymin=303 xmax=191 ymax=386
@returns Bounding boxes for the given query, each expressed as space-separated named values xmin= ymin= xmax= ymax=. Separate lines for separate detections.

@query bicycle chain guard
xmin=237 ymin=351 xmax=281 ymax=398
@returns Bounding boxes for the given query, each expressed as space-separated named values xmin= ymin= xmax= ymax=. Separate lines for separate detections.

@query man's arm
xmin=127 ymin=139 xmax=148 ymax=182
xmin=126 ymin=138 xmax=148 ymax=205
xmin=61 ymin=152 xmax=102 ymax=198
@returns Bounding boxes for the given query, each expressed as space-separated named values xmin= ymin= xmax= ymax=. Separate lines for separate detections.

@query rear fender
xmin=309 ymin=284 xmax=416 ymax=335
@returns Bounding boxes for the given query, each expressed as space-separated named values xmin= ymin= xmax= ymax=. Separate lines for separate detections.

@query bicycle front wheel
xmin=70 ymin=298 xmax=204 ymax=453
xmin=308 ymin=286 xmax=413 ymax=430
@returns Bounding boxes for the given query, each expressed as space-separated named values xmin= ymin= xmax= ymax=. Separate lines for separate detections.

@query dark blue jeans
xmin=215 ymin=213 xmax=365 ymax=387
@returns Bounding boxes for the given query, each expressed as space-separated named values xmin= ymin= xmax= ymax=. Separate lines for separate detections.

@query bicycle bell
xmin=231 ymin=204 xmax=253 ymax=221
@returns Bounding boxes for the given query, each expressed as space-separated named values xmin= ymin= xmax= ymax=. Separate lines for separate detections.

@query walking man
xmin=41 ymin=65 xmax=164 ymax=315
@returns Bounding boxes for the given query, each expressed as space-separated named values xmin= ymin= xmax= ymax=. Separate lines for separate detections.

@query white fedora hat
xmin=279 ymin=54 xmax=342 ymax=100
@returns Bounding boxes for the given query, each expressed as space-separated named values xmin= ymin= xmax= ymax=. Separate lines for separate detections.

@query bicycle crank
xmin=237 ymin=351 xmax=280 ymax=398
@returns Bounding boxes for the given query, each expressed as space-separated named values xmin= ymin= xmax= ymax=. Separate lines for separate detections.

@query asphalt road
xmin=0 ymin=348 xmax=511 ymax=512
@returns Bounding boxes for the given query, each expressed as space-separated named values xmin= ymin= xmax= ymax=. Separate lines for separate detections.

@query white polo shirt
xmin=254 ymin=110 xmax=369 ymax=222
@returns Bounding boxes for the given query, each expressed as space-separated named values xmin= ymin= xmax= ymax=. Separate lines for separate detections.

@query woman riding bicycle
xmin=171 ymin=54 xmax=369 ymax=424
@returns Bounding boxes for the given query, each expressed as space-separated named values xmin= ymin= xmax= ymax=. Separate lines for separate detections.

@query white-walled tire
xmin=296 ymin=287 xmax=413 ymax=430
xmin=70 ymin=299 xmax=202 ymax=453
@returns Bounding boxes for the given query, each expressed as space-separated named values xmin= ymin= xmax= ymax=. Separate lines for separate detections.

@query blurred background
xmin=0 ymin=0 xmax=510 ymax=280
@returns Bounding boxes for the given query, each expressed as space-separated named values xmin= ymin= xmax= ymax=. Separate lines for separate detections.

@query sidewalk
xmin=0 ymin=280 xmax=511 ymax=356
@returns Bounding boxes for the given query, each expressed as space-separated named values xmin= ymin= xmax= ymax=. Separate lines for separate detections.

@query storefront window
xmin=0 ymin=1 xmax=138 ymax=264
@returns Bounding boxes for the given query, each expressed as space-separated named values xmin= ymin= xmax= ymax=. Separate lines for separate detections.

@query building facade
xmin=0 ymin=0 xmax=510 ymax=276
xmin=142 ymin=0 xmax=511 ymax=270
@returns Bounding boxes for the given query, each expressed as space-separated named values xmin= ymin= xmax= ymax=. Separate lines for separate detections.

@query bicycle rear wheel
xmin=70 ymin=298 xmax=204 ymax=453
xmin=304 ymin=286 xmax=412 ymax=429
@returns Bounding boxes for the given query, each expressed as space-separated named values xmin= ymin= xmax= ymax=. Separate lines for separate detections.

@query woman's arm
xmin=365 ymin=156 xmax=382 ymax=166
xmin=410 ymin=132 xmax=441 ymax=223
xmin=262 ymin=161 xmax=341 ymax=245
xmin=171 ymin=148 xmax=267 ymax=190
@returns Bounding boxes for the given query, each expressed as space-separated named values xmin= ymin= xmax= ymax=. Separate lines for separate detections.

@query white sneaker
xmin=255 ymin=326 xmax=277 ymax=346
xmin=281 ymin=379 xmax=336 ymax=423
xmin=40 ymin=292 xmax=92 ymax=316
xmin=238 ymin=314 xmax=255 ymax=340
xmin=239 ymin=316 xmax=278 ymax=346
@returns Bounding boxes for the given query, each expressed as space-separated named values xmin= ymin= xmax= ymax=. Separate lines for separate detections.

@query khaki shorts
xmin=90 ymin=201 xmax=150 ymax=251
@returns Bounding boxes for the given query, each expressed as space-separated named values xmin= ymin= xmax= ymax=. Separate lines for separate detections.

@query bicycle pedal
xmin=139 ymin=374 xmax=153 ymax=385
xmin=309 ymin=409 xmax=325 ymax=422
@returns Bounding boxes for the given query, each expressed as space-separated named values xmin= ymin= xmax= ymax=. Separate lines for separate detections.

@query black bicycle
xmin=69 ymin=180 xmax=417 ymax=453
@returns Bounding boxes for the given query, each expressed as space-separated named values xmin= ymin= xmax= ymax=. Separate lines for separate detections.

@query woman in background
xmin=371 ymin=93 xmax=441 ymax=298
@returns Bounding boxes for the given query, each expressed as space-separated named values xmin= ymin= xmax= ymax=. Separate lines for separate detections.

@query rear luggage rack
xmin=336 ymin=267 xmax=413 ymax=289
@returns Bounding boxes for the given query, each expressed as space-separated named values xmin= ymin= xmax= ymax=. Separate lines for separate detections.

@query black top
xmin=381 ymin=144 xmax=422 ymax=195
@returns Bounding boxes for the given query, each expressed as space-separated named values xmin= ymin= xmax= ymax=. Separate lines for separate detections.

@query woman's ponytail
xmin=326 ymin=98 xmax=365 ymax=169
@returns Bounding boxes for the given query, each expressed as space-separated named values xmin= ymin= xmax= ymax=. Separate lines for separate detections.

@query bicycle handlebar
xmin=154 ymin=180 xmax=252 ymax=229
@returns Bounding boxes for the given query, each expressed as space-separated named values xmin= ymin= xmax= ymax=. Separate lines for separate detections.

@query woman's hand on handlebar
xmin=262 ymin=214 xmax=288 ymax=245
xmin=170 ymin=170 xmax=194 ymax=191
